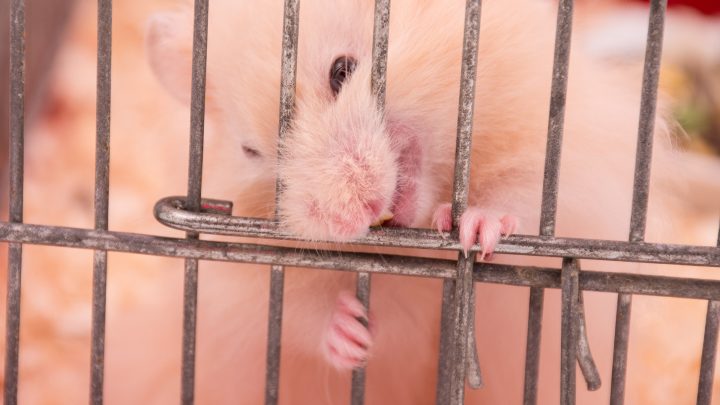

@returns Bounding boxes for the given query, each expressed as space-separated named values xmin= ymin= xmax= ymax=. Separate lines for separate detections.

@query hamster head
xmin=278 ymin=60 xmax=401 ymax=241
xmin=146 ymin=1 xmax=458 ymax=242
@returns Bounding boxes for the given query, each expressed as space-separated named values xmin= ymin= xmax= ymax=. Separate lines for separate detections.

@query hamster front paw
xmin=432 ymin=203 xmax=518 ymax=260
xmin=322 ymin=291 xmax=373 ymax=370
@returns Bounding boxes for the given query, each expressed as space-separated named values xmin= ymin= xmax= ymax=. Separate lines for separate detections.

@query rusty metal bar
xmin=350 ymin=271 xmax=371 ymax=405
xmin=350 ymin=2 xmax=390 ymax=403
xmin=448 ymin=1 xmax=480 ymax=224
xmin=465 ymin=284 xmax=483 ymax=390
xmin=696 ymin=300 xmax=720 ymax=405
xmin=370 ymin=0 xmax=390 ymax=111
xmin=89 ymin=0 xmax=112 ymax=403
xmin=539 ymin=0 xmax=573 ymax=237
xmin=628 ymin=0 xmax=666 ymax=242
xmin=4 ymin=222 xmax=720 ymax=300
xmin=185 ymin=1 xmax=209 ymax=211
xmin=181 ymin=0 xmax=210 ymax=403
xmin=264 ymin=265 xmax=284 ymax=405
xmin=560 ymin=258 xmax=579 ymax=405
xmin=610 ymin=293 xmax=632 ymax=405
xmin=436 ymin=279 xmax=455 ymax=404
xmin=154 ymin=198 xmax=720 ymax=267
xmin=181 ymin=259 xmax=199 ymax=405
xmin=3 ymin=0 xmax=25 ymax=403
xmin=449 ymin=254 xmax=476 ymax=405
xmin=265 ymin=1 xmax=298 ymax=404
xmin=576 ymin=293 xmax=600 ymax=391
xmin=523 ymin=287 xmax=544 ymax=405
xmin=436 ymin=1 xmax=484 ymax=404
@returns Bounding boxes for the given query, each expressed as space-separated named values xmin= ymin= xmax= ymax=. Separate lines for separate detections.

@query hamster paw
xmin=432 ymin=203 xmax=517 ymax=260
xmin=322 ymin=291 xmax=373 ymax=370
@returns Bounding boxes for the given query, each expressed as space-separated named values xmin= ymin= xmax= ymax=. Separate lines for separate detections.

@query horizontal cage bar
xmin=154 ymin=197 xmax=720 ymax=267
xmin=2 ymin=223 xmax=720 ymax=301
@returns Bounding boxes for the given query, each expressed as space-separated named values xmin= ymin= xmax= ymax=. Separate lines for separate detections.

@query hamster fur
xmin=142 ymin=0 xmax=720 ymax=403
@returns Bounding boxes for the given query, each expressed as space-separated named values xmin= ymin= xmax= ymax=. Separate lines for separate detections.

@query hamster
xmin=145 ymin=0 xmax=720 ymax=403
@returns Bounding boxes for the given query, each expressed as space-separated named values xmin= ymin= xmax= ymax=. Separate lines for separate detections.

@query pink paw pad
xmin=322 ymin=291 xmax=373 ymax=370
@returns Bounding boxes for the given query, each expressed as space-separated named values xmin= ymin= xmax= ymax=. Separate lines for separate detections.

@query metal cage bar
xmin=350 ymin=271 xmax=372 ymax=405
xmin=89 ymin=1 xmax=112 ymax=403
xmin=523 ymin=287 xmax=544 ymax=405
xmin=576 ymin=293 xmax=600 ymax=391
xmin=465 ymin=285 xmax=483 ymax=390
xmin=264 ymin=265 xmax=285 ymax=405
xmin=370 ymin=0 xmax=390 ymax=112
xmin=434 ymin=1 xmax=483 ymax=404
xmin=153 ymin=199 xmax=720 ymax=267
xmin=609 ymin=293 xmax=632 ymax=405
xmin=3 ymin=1 xmax=25 ymax=404
xmin=696 ymin=300 xmax=720 ymax=405
xmin=539 ymin=0 xmax=573 ymax=237
xmin=628 ymin=0 xmax=667 ymax=242
xmin=436 ymin=279 xmax=455 ymax=404
xmin=350 ymin=2 xmax=391 ymax=403
xmin=560 ymin=258 xmax=580 ymax=405
xmin=4 ymin=222 xmax=720 ymax=301
xmin=181 ymin=0 xmax=210 ymax=403
xmin=264 ymin=1 xmax=299 ymax=404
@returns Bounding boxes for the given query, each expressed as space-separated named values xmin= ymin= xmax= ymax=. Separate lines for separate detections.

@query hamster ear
xmin=145 ymin=11 xmax=194 ymax=104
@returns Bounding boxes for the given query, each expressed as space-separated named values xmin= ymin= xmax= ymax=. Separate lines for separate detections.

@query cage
xmin=1 ymin=0 xmax=720 ymax=404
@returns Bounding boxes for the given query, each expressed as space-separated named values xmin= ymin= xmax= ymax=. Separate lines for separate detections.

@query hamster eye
xmin=242 ymin=145 xmax=261 ymax=158
xmin=330 ymin=56 xmax=357 ymax=95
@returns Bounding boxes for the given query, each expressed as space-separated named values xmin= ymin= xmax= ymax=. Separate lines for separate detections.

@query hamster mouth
xmin=380 ymin=123 xmax=422 ymax=228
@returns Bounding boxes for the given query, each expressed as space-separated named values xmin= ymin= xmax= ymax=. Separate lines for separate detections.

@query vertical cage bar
xmin=539 ymin=0 xmax=573 ymax=237
xmin=3 ymin=1 xmax=25 ymax=404
xmin=449 ymin=254 xmax=477 ymax=405
xmin=523 ymin=287 xmax=545 ymax=405
xmin=350 ymin=272 xmax=372 ymax=405
xmin=181 ymin=0 xmax=210 ymax=403
xmin=465 ymin=285 xmax=482 ymax=390
xmin=275 ymin=0 xmax=300 ymax=150
xmin=265 ymin=1 xmax=299 ymax=404
xmin=448 ymin=2 xmax=480 ymax=221
xmin=437 ymin=1 xmax=483 ymax=404
xmin=575 ymin=293 xmax=600 ymax=391
xmin=560 ymin=258 xmax=579 ymax=405
xmin=181 ymin=258 xmax=199 ymax=405
xmin=696 ymin=300 xmax=720 ymax=405
xmin=628 ymin=0 xmax=666 ymax=242
xmin=610 ymin=293 xmax=632 ymax=405
xmin=370 ymin=0 xmax=390 ymax=111
xmin=349 ymin=2 xmax=390 ymax=403
xmin=89 ymin=1 xmax=112 ymax=403
xmin=436 ymin=279 xmax=455 ymax=405
xmin=264 ymin=265 xmax=284 ymax=405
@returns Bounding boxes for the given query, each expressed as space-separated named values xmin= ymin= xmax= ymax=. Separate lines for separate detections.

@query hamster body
xmin=141 ymin=0 xmax=720 ymax=404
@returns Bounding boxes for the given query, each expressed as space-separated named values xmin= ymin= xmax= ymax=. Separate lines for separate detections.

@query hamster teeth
xmin=370 ymin=211 xmax=394 ymax=227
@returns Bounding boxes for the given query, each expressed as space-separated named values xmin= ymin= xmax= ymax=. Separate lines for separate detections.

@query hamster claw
xmin=322 ymin=291 xmax=374 ymax=370
xmin=433 ymin=203 xmax=518 ymax=260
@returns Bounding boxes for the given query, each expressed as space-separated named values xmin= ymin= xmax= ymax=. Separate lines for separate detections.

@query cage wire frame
xmin=2 ymin=0 xmax=720 ymax=404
